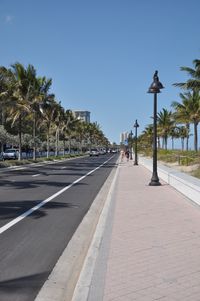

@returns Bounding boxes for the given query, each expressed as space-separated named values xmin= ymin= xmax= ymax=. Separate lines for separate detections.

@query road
xmin=0 ymin=153 xmax=118 ymax=301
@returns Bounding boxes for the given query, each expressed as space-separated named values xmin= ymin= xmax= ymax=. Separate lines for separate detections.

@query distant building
xmin=73 ymin=110 xmax=90 ymax=123
xmin=120 ymin=133 xmax=124 ymax=144
xmin=120 ymin=132 xmax=129 ymax=144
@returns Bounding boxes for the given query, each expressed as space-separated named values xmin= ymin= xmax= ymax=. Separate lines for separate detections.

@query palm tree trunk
xmin=68 ymin=137 xmax=71 ymax=154
xmin=158 ymin=137 xmax=161 ymax=149
xmin=80 ymin=139 xmax=83 ymax=154
xmin=165 ymin=136 xmax=168 ymax=150
xmin=55 ymin=128 xmax=59 ymax=157
xmin=33 ymin=111 xmax=36 ymax=160
xmin=63 ymin=140 xmax=66 ymax=156
xmin=186 ymin=138 xmax=189 ymax=151
xmin=18 ymin=114 xmax=22 ymax=161
xmin=194 ymin=122 xmax=198 ymax=152
xmin=186 ymin=123 xmax=189 ymax=151
xmin=181 ymin=138 xmax=184 ymax=151
xmin=47 ymin=130 xmax=50 ymax=158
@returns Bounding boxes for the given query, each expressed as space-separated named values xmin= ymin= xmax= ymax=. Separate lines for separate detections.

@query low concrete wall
xmin=139 ymin=156 xmax=200 ymax=206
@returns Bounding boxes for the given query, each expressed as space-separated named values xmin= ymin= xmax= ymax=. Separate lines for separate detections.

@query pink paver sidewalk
xmin=102 ymin=160 xmax=200 ymax=301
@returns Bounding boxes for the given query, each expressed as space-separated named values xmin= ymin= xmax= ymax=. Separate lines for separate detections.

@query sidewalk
xmin=73 ymin=159 xmax=200 ymax=301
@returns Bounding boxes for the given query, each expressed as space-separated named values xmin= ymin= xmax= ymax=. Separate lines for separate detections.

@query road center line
xmin=32 ymin=174 xmax=41 ymax=177
xmin=0 ymin=156 xmax=115 ymax=235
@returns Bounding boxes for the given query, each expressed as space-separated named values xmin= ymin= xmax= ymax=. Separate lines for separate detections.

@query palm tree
xmin=169 ymin=126 xmax=179 ymax=150
xmin=29 ymin=72 xmax=53 ymax=160
xmin=90 ymin=122 xmax=101 ymax=147
xmin=0 ymin=67 xmax=14 ymax=151
xmin=85 ymin=122 xmax=95 ymax=150
xmin=52 ymin=102 xmax=65 ymax=157
xmin=172 ymin=91 xmax=200 ymax=151
xmin=75 ymin=121 xmax=88 ymax=153
xmin=0 ymin=67 xmax=13 ymax=126
xmin=186 ymin=91 xmax=200 ymax=151
xmin=178 ymin=126 xmax=188 ymax=151
xmin=157 ymin=108 xmax=174 ymax=150
xmin=8 ymin=63 xmax=33 ymax=160
xmin=173 ymin=59 xmax=200 ymax=90
xmin=173 ymin=59 xmax=200 ymax=151
xmin=39 ymin=95 xmax=58 ymax=158
xmin=171 ymin=93 xmax=191 ymax=151
xmin=62 ymin=110 xmax=79 ymax=154
xmin=140 ymin=124 xmax=153 ymax=149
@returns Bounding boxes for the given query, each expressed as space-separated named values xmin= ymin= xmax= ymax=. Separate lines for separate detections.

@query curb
xmin=71 ymin=164 xmax=119 ymax=301
xmin=139 ymin=156 xmax=200 ymax=206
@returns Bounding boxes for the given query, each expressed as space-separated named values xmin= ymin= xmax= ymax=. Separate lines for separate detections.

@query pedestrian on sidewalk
xmin=120 ymin=149 xmax=125 ymax=162
xmin=125 ymin=150 xmax=129 ymax=162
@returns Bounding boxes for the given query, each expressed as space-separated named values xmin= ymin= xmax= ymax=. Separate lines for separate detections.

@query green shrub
xmin=0 ymin=153 xmax=86 ymax=168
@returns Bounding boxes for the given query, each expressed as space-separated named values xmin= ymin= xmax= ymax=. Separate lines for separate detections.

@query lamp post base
xmin=149 ymin=173 xmax=161 ymax=186
xmin=149 ymin=180 xmax=161 ymax=186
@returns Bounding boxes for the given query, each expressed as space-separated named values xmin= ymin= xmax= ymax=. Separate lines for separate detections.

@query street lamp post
xmin=133 ymin=119 xmax=139 ymax=165
xmin=148 ymin=71 xmax=164 ymax=186
xmin=129 ymin=130 xmax=133 ymax=160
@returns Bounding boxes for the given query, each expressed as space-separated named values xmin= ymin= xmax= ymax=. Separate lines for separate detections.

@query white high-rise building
xmin=120 ymin=132 xmax=129 ymax=144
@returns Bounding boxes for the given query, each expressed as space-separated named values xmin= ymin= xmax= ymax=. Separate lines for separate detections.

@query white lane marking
xmin=0 ymin=156 xmax=115 ymax=234
xmin=61 ymin=167 xmax=66 ymax=169
xmin=32 ymin=174 xmax=41 ymax=177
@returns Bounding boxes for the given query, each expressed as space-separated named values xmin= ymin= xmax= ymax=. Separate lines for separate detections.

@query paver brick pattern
xmin=103 ymin=161 xmax=200 ymax=301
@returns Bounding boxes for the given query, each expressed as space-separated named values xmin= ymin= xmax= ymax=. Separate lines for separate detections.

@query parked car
xmin=89 ymin=148 xmax=100 ymax=156
xmin=99 ymin=148 xmax=106 ymax=155
xmin=3 ymin=149 xmax=19 ymax=160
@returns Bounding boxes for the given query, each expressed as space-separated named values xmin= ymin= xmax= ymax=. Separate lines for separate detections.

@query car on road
xmin=99 ymin=148 xmax=106 ymax=155
xmin=3 ymin=148 xmax=19 ymax=160
xmin=89 ymin=148 xmax=100 ymax=156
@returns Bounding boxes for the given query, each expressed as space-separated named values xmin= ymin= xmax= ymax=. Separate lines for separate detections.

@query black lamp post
xmin=129 ymin=130 xmax=133 ymax=160
xmin=148 ymin=71 xmax=164 ymax=186
xmin=133 ymin=119 xmax=139 ymax=165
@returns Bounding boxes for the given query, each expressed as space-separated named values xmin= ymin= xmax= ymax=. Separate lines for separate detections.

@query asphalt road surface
xmin=0 ymin=153 xmax=118 ymax=301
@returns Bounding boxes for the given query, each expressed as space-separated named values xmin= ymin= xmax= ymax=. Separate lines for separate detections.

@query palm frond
xmin=180 ymin=66 xmax=196 ymax=77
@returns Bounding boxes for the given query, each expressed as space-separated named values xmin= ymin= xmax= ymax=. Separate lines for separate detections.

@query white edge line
xmin=0 ymin=156 xmax=114 ymax=235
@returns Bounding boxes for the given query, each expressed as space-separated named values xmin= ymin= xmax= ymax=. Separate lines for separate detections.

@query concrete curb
xmin=71 ymin=164 xmax=119 ymax=301
xmin=34 ymin=162 xmax=118 ymax=301
xmin=139 ymin=156 xmax=200 ymax=206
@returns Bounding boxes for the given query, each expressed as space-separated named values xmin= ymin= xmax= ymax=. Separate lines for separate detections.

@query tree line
xmin=139 ymin=59 xmax=200 ymax=152
xmin=0 ymin=62 xmax=110 ymax=160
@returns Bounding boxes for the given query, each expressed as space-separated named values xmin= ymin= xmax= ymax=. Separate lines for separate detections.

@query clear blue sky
xmin=1 ymin=0 xmax=200 ymax=145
